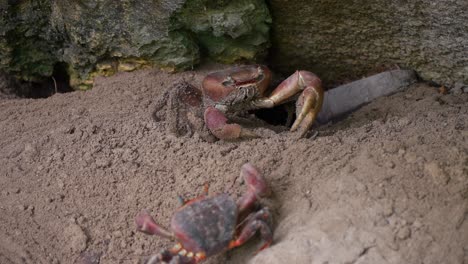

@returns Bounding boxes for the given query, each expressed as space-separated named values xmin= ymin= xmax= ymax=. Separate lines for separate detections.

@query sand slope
xmin=0 ymin=67 xmax=467 ymax=264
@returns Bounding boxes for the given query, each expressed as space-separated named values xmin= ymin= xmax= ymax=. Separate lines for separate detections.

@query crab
xmin=153 ymin=65 xmax=324 ymax=141
xmin=135 ymin=163 xmax=272 ymax=264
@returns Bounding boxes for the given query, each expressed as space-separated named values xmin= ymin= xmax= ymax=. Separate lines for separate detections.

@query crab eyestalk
xmin=237 ymin=163 xmax=270 ymax=213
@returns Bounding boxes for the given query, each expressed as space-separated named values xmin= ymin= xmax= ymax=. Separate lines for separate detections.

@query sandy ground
xmin=0 ymin=65 xmax=467 ymax=264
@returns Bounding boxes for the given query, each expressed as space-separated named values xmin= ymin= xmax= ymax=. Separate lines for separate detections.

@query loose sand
xmin=0 ymin=65 xmax=466 ymax=264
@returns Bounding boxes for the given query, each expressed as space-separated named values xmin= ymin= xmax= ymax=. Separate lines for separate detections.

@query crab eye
xmin=222 ymin=76 xmax=234 ymax=87
xmin=257 ymin=67 xmax=263 ymax=75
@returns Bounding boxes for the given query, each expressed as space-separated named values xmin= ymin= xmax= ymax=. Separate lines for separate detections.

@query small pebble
xmin=77 ymin=216 xmax=86 ymax=225
xmin=65 ymin=223 xmax=88 ymax=253
xmin=388 ymin=217 xmax=398 ymax=227
xmin=384 ymin=161 xmax=395 ymax=169
xmin=96 ymin=158 xmax=112 ymax=168
xmin=397 ymin=226 xmax=411 ymax=240
xmin=398 ymin=148 xmax=406 ymax=156
xmin=382 ymin=174 xmax=395 ymax=181
xmin=404 ymin=152 xmax=418 ymax=163
xmin=398 ymin=117 xmax=411 ymax=126
xmin=413 ymin=220 xmax=423 ymax=229
xmin=383 ymin=141 xmax=399 ymax=154
xmin=134 ymin=247 xmax=144 ymax=256
xmin=382 ymin=201 xmax=394 ymax=217
xmin=120 ymin=240 xmax=127 ymax=249
xmin=424 ymin=162 xmax=449 ymax=185
xmin=372 ymin=186 xmax=385 ymax=199
xmin=57 ymin=180 xmax=65 ymax=189
xmin=113 ymin=231 xmax=123 ymax=238
xmin=24 ymin=143 xmax=35 ymax=153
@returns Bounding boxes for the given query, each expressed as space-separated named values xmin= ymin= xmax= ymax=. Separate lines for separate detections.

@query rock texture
xmin=269 ymin=0 xmax=468 ymax=87
xmin=0 ymin=0 xmax=270 ymax=89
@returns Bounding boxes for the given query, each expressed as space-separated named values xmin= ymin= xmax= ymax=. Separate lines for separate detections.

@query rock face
xmin=2 ymin=0 xmax=466 ymax=89
xmin=0 ymin=0 xmax=270 ymax=89
xmin=269 ymin=0 xmax=468 ymax=87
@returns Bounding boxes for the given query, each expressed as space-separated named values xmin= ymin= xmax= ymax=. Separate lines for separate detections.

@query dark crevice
xmin=4 ymin=63 xmax=73 ymax=99
xmin=254 ymin=104 xmax=292 ymax=127
xmin=29 ymin=62 xmax=73 ymax=98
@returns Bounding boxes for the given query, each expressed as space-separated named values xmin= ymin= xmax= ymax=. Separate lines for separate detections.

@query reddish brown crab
xmin=135 ymin=163 xmax=272 ymax=264
xmin=154 ymin=65 xmax=323 ymax=141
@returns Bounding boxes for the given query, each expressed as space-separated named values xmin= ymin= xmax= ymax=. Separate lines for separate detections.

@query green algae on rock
xmin=0 ymin=1 xmax=60 ymax=82
xmin=172 ymin=0 xmax=271 ymax=63
xmin=0 ymin=0 xmax=271 ymax=89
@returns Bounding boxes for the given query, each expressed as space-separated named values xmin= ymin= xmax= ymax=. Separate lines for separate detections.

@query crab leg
xmin=237 ymin=163 xmax=270 ymax=214
xmin=146 ymin=250 xmax=197 ymax=264
xmin=229 ymin=208 xmax=273 ymax=252
xmin=145 ymin=250 xmax=174 ymax=264
xmin=135 ymin=210 xmax=174 ymax=239
xmin=204 ymin=106 xmax=259 ymax=140
xmin=254 ymin=70 xmax=324 ymax=137
xmin=178 ymin=183 xmax=210 ymax=205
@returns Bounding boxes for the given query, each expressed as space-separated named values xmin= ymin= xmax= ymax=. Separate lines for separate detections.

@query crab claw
xmin=135 ymin=210 xmax=173 ymax=239
xmin=241 ymin=163 xmax=270 ymax=197
xmin=237 ymin=163 xmax=270 ymax=213
xmin=290 ymin=85 xmax=323 ymax=137
xmin=204 ymin=106 xmax=259 ymax=140
xmin=253 ymin=70 xmax=323 ymax=138
xmin=228 ymin=207 xmax=273 ymax=253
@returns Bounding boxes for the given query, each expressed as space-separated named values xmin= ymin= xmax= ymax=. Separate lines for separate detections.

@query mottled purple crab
xmin=135 ymin=163 xmax=272 ymax=264
xmin=154 ymin=65 xmax=324 ymax=141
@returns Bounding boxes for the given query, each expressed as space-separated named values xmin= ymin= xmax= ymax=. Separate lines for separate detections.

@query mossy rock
xmin=0 ymin=0 xmax=271 ymax=89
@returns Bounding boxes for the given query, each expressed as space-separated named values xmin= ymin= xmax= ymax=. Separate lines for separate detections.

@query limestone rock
xmin=269 ymin=0 xmax=468 ymax=87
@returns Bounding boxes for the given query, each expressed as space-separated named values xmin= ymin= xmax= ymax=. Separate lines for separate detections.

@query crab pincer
xmin=204 ymin=106 xmax=259 ymax=140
